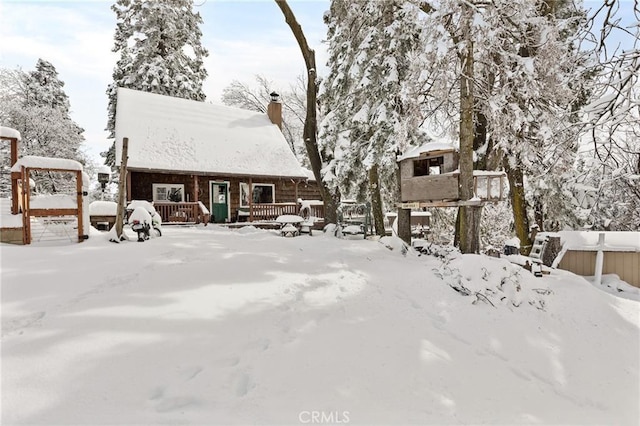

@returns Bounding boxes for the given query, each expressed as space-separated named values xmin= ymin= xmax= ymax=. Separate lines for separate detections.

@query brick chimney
xmin=267 ymin=91 xmax=282 ymax=130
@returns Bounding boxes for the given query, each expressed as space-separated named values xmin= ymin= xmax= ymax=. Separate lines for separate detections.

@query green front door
xmin=211 ymin=182 xmax=228 ymax=223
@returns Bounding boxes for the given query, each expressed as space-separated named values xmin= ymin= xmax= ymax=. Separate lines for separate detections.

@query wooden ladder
xmin=529 ymin=235 xmax=546 ymax=260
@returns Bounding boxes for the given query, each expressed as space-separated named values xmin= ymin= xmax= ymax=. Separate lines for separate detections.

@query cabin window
xmin=413 ymin=156 xmax=444 ymax=176
xmin=152 ymin=183 xmax=185 ymax=202
xmin=240 ymin=183 xmax=275 ymax=206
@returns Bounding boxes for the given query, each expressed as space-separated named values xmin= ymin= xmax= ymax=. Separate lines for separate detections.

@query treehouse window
xmin=413 ymin=156 xmax=444 ymax=176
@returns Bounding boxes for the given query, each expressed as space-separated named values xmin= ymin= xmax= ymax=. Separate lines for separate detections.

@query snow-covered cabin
xmin=114 ymin=88 xmax=321 ymax=223
xmin=552 ymin=231 xmax=640 ymax=288
xmin=397 ymin=142 xmax=505 ymax=206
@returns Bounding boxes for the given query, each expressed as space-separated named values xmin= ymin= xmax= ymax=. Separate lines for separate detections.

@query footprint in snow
xmin=155 ymin=396 xmax=200 ymax=413
xmin=182 ymin=366 xmax=203 ymax=381
xmin=2 ymin=311 xmax=46 ymax=336
xmin=235 ymin=373 xmax=254 ymax=397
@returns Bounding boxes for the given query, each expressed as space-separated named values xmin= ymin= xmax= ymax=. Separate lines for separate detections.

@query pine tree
xmin=0 ymin=60 xmax=86 ymax=194
xmin=26 ymin=59 xmax=71 ymax=113
xmin=416 ymin=0 xmax=589 ymax=251
xmin=320 ymin=0 xmax=425 ymax=235
xmin=103 ymin=0 xmax=209 ymax=166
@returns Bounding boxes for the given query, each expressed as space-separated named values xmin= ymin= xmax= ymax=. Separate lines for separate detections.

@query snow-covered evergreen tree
xmin=103 ymin=0 xmax=209 ymax=166
xmin=320 ymin=0 xmax=426 ymax=234
xmin=0 ymin=60 xmax=86 ymax=194
xmin=26 ymin=59 xmax=72 ymax=113
xmin=415 ymin=0 xmax=590 ymax=249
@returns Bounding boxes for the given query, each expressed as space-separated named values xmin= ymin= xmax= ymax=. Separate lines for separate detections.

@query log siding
xmin=129 ymin=170 xmax=321 ymax=223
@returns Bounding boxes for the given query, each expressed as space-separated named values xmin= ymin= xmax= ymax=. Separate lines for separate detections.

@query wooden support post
xmin=22 ymin=166 xmax=31 ymax=244
xmin=113 ymin=137 xmax=129 ymax=241
xmin=193 ymin=175 xmax=199 ymax=203
xmin=249 ymin=177 xmax=253 ymax=222
xmin=76 ymin=170 xmax=84 ymax=242
xmin=10 ymin=137 xmax=19 ymax=215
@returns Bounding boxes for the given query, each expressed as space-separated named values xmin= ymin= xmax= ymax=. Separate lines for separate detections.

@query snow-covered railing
xmin=399 ymin=170 xmax=506 ymax=208
xmin=238 ymin=202 xmax=325 ymax=222
xmin=154 ymin=201 xmax=210 ymax=225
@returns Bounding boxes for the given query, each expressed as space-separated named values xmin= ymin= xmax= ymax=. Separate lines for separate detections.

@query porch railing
xmin=239 ymin=202 xmax=325 ymax=222
xmin=154 ymin=201 xmax=210 ymax=225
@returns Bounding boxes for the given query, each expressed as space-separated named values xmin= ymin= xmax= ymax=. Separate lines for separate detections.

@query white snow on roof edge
xmin=398 ymin=141 xmax=457 ymax=161
xmin=11 ymin=156 xmax=84 ymax=172
xmin=0 ymin=126 xmax=21 ymax=140
xmin=114 ymin=88 xmax=307 ymax=178
xmin=546 ymin=231 xmax=640 ymax=252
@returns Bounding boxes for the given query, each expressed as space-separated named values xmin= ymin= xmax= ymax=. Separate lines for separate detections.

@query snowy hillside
xmin=1 ymin=226 xmax=638 ymax=425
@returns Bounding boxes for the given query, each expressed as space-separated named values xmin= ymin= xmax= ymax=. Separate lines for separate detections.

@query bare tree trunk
xmin=533 ymin=196 xmax=544 ymax=231
xmin=505 ymin=160 xmax=532 ymax=254
xmin=368 ymin=164 xmax=385 ymax=236
xmin=396 ymin=159 xmax=411 ymax=244
xmin=457 ymin=4 xmax=480 ymax=254
xmin=275 ymin=0 xmax=338 ymax=224
xmin=111 ymin=137 xmax=128 ymax=242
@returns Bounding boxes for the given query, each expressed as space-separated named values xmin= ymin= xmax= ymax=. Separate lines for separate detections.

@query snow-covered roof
xmin=0 ymin=126 xmax=21 ymax=140
xmin=10 ymin=156 xmax=83 ymax=172
xmin=550 ymin=231 xmax=640 ymax=252
xmin=114 ymin=88 xmax=307 ymax=179
xmin=398 ymin=141 xmax=457 ymax=161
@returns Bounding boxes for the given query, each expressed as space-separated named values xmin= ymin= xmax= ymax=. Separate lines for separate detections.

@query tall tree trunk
xmin=368 ymin=164 xmax=385 ymax=236
xmin=457 ymin=4 xmax=480 ymax=254
xmin=275 ymin=0 xmax=338 ymax=224
xmin=505 ymin=160 xmax=532 ymax=254
xmin=396 ymin=158 xmax=411 ymax=244
xmin=533 ymin=195 xmax=544 ymax=231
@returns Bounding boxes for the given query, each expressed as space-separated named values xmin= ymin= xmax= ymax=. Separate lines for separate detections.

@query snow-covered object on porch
xmin=126 ymin=200 xmax=157 ymax=216
xmin=275 ymin=215 xmax=304 ymax=224
xmin=89 ymin=201 xmax=118 ymax=216
xmin=0 ymin=126 xmax=21 ymax=140
xmin=127 ymin=200 xmax=162 ymax=229
xmin=10 ymin=155 xmax=83 ymax=172
xmin=114 ymin=88 xmax=307 ymax=179
xmin=129 ymin=206 xmax=152 ymax=225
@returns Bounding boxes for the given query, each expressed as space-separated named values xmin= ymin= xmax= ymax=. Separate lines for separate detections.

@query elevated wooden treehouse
xmin=397 ymin=142 xmax=506 ymax=208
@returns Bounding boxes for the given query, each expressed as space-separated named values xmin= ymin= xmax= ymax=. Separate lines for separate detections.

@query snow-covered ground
xmin=1 ymin=225 xmax=639 ymax=425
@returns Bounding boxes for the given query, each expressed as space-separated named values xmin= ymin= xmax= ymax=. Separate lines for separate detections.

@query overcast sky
xmin=0 ymin=0 xmax=330 ymax=163
xmin=0 ymin=0 xmax=633 ymax=166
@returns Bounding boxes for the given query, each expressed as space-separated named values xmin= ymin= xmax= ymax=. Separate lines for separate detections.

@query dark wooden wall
xmin=130 ymin=171 xmax=322 ymax=222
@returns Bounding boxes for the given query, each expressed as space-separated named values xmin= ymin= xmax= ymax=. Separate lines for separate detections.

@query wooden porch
xmin=238 ymin=202 xmax=324 ymax=222
xmin=154 ymin=201 xmax=210 ymax=225
xmin=155 ymin=201 xmax=325 ymax=225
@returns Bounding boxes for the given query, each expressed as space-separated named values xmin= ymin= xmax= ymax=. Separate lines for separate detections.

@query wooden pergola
xmin=0 ymin=126 xmax=20 ymax=215
xmin=11 ymin=156 xmax=86 ymax=244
